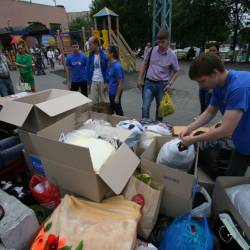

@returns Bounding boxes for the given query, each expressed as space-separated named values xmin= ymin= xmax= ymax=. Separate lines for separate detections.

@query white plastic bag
xmin=226 ymin=184 xmax=250 ymax=227
xmin=156 ymin=138 xmax=195 ymax=172
xmin=191 ymin=187 xmax=212 ymax=218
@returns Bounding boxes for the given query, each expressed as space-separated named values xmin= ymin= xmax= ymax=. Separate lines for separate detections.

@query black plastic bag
xmin=198 ymin=138 xmax=234 ymax=179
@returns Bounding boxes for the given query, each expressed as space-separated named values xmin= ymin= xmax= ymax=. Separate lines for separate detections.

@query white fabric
xmin=191 ymin=187 xmax=212 ymax=218
xmin=92 ymin=54 xmax=104 ymax=82
xmin=156 ymin=138 xmax=195 ymax=172
xmin=144 ymin=124 xmax=171 ymax=136
xmin=65 ymin=136 xmax=115 ymax=174
xmin=226 ymin=184 xmax=250 ymax=227
xmin=47 ymin=51 xmax=54 ymax=59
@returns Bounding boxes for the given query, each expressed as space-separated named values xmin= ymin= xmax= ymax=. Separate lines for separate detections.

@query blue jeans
xmin=0 ymin=78 xmax=14 ymax=97
xmin=142 ymin=80 xmax=168 ymax=120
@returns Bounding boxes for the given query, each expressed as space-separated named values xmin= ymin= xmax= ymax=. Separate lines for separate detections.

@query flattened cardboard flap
xmin=0 ymin=100 xmax=33 ymax=126
xmin=35 ymin=92 xmax=91 ymax=117
xmin=99 ymin=143 xmax=140 ymax=194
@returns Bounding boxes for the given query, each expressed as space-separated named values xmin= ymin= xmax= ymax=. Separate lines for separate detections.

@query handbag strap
xmin=144 ymin=46 xmax=154 ymax=81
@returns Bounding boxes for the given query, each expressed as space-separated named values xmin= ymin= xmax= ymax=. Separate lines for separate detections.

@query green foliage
xmin=90 ymin=0 xmax=152 ymax=49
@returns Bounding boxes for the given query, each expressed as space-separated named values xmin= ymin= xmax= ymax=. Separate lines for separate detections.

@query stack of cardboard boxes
xmin=0 ymin=89 xmax=249 ymax=246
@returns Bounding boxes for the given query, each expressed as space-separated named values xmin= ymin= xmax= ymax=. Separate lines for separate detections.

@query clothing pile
xmin=59 ymin=126 xmax=121 ymax=174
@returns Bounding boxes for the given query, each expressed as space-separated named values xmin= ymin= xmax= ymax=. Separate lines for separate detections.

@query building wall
xmin=1 ymin=0 xmax=68 ymax=31
xmin=67 ymin=11 xmax=91 ymax=23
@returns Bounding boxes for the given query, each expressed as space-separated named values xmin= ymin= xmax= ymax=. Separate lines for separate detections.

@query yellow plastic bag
xmin=158 ymin=93 xmax=175 ymax=118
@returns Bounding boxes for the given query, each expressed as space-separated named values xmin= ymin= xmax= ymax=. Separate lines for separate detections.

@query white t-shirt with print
xmin=92 ymin=54 xmax=104 ymax=82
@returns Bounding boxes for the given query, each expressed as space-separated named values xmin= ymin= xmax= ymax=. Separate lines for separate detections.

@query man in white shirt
xmin=47 ymin=48 xmax=55 ymax=70
xmin=86 ymin=37 xmax=109 ymax=104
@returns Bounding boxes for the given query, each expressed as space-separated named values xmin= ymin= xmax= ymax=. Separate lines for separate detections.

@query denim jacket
xmin=86 ymin=48 xmax=109 ymax=85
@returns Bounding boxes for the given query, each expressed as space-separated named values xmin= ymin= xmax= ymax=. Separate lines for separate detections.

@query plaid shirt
xmin=0 ymin=54 xmax=10 ymax=79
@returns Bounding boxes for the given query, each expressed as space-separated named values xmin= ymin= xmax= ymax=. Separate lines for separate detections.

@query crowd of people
xmin=0 ymin=43 xmax=62 ymax=95
xmin=1 ymin=28 xmax=250 ymax=177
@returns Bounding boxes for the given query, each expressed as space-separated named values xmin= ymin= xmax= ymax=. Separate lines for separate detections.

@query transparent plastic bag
xmin=226 ymin=184 xmax=250 ymax=227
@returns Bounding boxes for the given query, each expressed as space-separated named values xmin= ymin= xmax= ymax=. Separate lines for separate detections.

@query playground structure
xmin=92 ymin=7 xmax=136 ymax=72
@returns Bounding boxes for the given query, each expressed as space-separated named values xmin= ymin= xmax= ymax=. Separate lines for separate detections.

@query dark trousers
xmin=49 ymin=58 xmax=55 ymax=69
xmin=226 ymin=150 xmax=250 ymax=176
xmin=71 ymin=81 xmax=88 ymax=96
xmin=109 ymin=93 xmax=124 ymax=116
xmin=199 ymin=87 xmax=212 ymax=113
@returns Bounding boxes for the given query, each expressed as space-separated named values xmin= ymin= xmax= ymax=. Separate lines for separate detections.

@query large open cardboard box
xmin=0 ymin=89 xmax=92 ymax=132
xmin=141 ymin=136 xmax=198 ymax=217
xmin=212 ymin=176 xmax=250 ymax=240
xmin=28 ymin=111 xmax=140 ymax=202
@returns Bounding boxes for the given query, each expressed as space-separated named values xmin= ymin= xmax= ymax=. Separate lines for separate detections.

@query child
xmin=106 ymin=45 xmax=124 ymax=116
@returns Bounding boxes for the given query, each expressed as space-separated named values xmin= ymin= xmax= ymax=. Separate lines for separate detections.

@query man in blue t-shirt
xmin=180 ymin=52 xmax=250 ymax=176
xmin=66 ymin=41 xmax=88 ymax=96
xmin=106 ymin=45 xmax=124 ymax=116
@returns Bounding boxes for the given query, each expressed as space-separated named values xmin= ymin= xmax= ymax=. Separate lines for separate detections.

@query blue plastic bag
xmin=159 ymin=213 xmax=214 ymax=250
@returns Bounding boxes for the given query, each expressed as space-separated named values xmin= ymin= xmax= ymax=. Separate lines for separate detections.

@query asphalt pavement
xmin=10 ymin=60 xmax=250 ymax=126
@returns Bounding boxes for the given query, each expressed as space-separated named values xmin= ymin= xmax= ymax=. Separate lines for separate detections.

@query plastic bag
xmin=156 ymin=138 xmax=195 ymax=172
xmin=31 ymin=195 xmax=141 ymax=250
xmin=158 ymin=93 xmax=175 ymax=118
xmin=29 ymin=175 xmax=61 ymax=209
xmin=191 ymin=187 xmax=212 ymax=218
xmin=159 ymin=214 xmax=214 ymax=250
xmin=226 ymin=184 xmax=250 ymax=227
xmin=116 ymin=120 xmax=144 ymax=148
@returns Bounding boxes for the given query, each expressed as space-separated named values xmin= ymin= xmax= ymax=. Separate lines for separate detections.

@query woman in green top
xmin=15 ymin=42 xmax=36 ymax=92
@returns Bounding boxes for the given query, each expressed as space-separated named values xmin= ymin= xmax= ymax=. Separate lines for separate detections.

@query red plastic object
xmin=29 ymin=175 xmax=61 ymax=209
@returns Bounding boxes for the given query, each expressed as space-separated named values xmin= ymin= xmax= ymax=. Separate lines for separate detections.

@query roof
xmin=93 ymin=7 xmax=118 ymax=18
xmin=0 ymin=22 xmax=49 ymax=36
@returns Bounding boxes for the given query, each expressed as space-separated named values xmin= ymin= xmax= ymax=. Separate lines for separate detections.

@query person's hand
xmin=103 ymin=83 xmax=108 ymax=92
xmin=137 ymin=79 xmax=143 ymax=90
xmin=179 ymin=126 xmax=192 ymax=140
xmin=115 ymin=96 xmax=119 ymax=104
xmin=164 ymin=81 xmax=173 ymax=93
xmin=181 ymin=135 xmax=196 ymax=147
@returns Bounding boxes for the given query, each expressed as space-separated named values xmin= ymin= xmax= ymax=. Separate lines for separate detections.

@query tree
xmin=172 ymin=0 xmax=230 ymax=48
xmin=220 ymin=0 xmax=250 ymax=51
xmin=90 ymin=0 xmax=152 ymax=49
xmin=69 ymin=17 xmax=93 ymax=45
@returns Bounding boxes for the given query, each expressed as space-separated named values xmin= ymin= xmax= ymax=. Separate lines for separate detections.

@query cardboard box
xmin=197 ymin=167 xmax=215 ymax=195
xmin=173 ymin=126 xmax=209 ymax=136
xmin=212 ymin=176 xmax=250 ymax=240
xmin=0 ymin=89 xmax=92 ymax=132
xmin=141 ymin=136 xmax=198 ymax=217
xmin=18 ymin=111 xmax=131 ymax=167
xmin=28 ymin=111 xmax=140 ymax=202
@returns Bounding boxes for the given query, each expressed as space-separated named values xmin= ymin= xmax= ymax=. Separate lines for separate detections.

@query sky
xmin=24 ymin=0 xmax=92 ymax=12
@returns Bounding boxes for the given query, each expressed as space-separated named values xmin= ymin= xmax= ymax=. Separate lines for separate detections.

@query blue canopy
xmin=93 ymin=7 xmax=118 ymax=18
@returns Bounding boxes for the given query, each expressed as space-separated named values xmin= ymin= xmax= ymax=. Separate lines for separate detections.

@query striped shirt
xmin=0 ymin=54 xmax=10 ymax=79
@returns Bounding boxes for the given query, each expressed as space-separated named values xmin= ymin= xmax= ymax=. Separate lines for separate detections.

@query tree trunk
xmin=232 ymin=0 xmax=239 ymax=63
xmin=247 ymin=40 xmax=250 ymax=63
